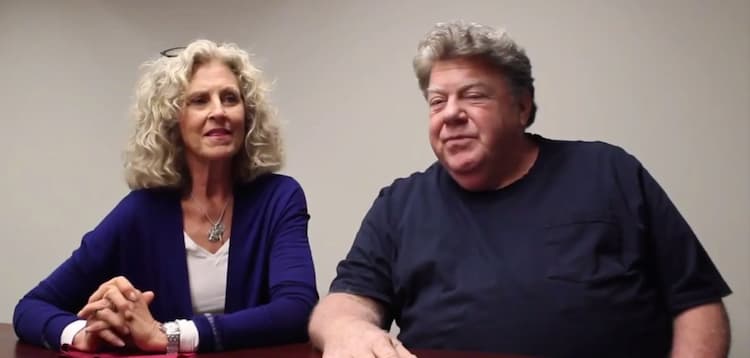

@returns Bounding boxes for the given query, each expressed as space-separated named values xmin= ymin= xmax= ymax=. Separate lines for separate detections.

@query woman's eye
xmin=223 ymin=94 xmax=240 ymax=104
xmin=188 ymin=95 xmax=208 ymax=105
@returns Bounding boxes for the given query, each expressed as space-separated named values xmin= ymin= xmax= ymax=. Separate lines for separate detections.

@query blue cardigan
xmin=13 ymin=174 xmax=318 ymax=352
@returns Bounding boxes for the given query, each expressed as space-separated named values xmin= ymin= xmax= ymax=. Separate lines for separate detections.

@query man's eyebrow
xmin=460 ymin=82 xmax=493 ymax=92
xmin=426 ymin=82 xmax=492 ymax=95
xmin=426 ymin=87 xmax=443 ymax=95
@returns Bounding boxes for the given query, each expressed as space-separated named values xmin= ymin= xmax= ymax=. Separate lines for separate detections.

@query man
xmin=309 ymin=21 xmax=732 ymax=358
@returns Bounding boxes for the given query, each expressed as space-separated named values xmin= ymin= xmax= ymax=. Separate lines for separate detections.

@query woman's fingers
xmin=84 ymin=308 xmax=129 ymax=336
xmin=392 ymin=337 xmax=418 ymax=358
xmin=83 ymin=318 xmax=110 ymax=333
xmin=79 ymin=287 xmax=135 ymax=319
xmin=78 ymin=298 xmax=114 ymax=318
xmin=93 ymin=327 xmax=126 ymax=348
xmin=87 ymin=276 xmax=138 ymax=303
xmin=104 ymin=287 xmax=134 ymax=314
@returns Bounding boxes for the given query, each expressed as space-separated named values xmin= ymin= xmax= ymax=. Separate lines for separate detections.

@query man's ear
xmin=517 ymin=89 xmax=533 ymax=127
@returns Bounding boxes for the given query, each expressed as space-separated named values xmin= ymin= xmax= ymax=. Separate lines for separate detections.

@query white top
xmin=60 ymin=233 xmax=230 ymax=352
xmin=184 ymin=232 xmax=229 ymax=314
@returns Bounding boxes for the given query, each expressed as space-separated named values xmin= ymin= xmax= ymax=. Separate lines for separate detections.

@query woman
xmin=13 ymin=39 xmax=318 ymax=353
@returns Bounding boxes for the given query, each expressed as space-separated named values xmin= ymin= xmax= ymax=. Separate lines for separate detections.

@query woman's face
xmin=178 ymin=60 xmax=246 ymax=164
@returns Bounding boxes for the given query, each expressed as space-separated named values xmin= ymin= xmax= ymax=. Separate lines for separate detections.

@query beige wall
xmin=1 ymin=0 xmax=747 ymax=355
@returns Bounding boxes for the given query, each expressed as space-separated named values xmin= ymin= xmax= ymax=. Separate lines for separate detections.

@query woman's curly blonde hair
xmin=124 ymin=39 xmax=283 ymax=190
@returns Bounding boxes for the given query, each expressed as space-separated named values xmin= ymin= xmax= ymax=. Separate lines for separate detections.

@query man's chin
xmin=445 ymin=169 xmax=493 ymax=191
xmin=442 ymin=156 xmax=480 ymax=174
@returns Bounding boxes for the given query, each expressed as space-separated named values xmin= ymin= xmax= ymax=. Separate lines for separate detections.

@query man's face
xmin=426 ymin=57 xmax=530 ymax=182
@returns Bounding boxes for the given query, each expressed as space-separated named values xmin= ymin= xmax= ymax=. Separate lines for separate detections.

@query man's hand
xmin=322 ymin=319 xmax=416 ymax=358
xmin=310 ymin=293 xmax=417 ymax=358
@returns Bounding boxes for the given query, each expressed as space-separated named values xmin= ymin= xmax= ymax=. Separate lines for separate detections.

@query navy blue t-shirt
xmin=330 ymin=134 xmax=731 ymax=357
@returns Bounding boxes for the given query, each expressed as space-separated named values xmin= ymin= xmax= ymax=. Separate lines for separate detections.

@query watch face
xmin=161 ymin=322 xmax=180 ymax=334
xmin=162 ymin=322 xmax=180 ymax=353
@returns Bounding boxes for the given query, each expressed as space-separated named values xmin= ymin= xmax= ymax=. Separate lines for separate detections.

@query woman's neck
xmin=185 ymin=157 xmax=234 ymax=203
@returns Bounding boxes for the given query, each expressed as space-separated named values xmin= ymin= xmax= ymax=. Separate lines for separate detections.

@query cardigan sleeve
xmin=13 ymin=194 xmax=134 ymax=349
xmin=192 ymin=182 xmax=318 ymax=352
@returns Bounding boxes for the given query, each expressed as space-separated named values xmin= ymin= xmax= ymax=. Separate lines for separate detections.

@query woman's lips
xmin=205 ymin=128 xmax=231 ymax=136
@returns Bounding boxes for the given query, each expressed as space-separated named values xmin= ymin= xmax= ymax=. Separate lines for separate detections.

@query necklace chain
xmin=195 ymin=198 xmax=230 ymax=242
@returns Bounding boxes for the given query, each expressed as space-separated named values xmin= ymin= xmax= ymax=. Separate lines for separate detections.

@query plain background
xmin=1 ymin=0 xmax=748 ymax=356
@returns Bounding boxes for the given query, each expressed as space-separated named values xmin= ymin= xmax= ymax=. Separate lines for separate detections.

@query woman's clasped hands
xmin=73 ymin=276 xmax=166 ymax=352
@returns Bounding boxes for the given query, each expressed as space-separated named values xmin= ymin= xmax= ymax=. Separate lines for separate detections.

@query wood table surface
xmin=1 ymin=323 xmax=530 ymax=357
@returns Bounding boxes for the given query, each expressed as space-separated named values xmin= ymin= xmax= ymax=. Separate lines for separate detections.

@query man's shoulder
xmin=539 ymin=135 xmax=640 ymax=168
xmin=542 ymin=135 xmax=628 ymax=155
xmin=377 ymin=162 xmax=443 ymax=199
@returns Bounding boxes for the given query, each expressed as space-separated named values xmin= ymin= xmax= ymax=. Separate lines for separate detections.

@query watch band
xmin=160 ymin=321 xmax=180 ymax=354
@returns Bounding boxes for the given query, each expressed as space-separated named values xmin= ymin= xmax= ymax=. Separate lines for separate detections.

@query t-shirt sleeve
xmin=616 ymin=149 xmax=732 ymax=315
xmin=329 ymin=188 xmax=396 ymax=312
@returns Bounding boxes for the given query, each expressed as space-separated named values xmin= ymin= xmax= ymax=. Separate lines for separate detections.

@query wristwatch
xmin=160 ymin=321 xmax=180 ymax=354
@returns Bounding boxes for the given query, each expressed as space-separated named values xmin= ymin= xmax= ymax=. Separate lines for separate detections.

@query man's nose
xmin=441 ymin=97 xmax=467 ymax=125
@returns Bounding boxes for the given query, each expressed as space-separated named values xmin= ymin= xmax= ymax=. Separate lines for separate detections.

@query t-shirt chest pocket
xmin=541 ymin=213 xmax=627 ymax=284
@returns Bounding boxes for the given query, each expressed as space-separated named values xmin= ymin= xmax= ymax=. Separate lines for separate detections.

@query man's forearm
xmin=308 ymin=292 xmax=385 ymax=350
xmin=671 ymin=301 xmax=730 ymax=358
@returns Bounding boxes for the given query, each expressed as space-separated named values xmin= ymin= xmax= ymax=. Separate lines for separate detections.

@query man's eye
xmin=465 ymin=92 xmax=486 ymax=99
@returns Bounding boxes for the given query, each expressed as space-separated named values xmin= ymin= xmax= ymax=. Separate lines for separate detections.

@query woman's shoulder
xmin=108 ymin=187 xmax=179 ymax=217
xmin=123 ymin=187 xmax=179 ymax=204
xmin=235 ymin=174 xmax=306 ymax=207
xmin=238 ymin=173 xmax=303 ymax=193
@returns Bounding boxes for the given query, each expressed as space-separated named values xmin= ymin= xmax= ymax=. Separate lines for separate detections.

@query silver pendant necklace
xmin=199 ymin=199 xmax=230 ymax=242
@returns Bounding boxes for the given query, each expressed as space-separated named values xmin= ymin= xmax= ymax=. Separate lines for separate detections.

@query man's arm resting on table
xmin=308 ymin=292 xmax=386 ymax=350
xmin=671 ymin=301 xmax=730 ymax=358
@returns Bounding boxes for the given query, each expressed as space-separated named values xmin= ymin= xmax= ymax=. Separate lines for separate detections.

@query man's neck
xmin=490 ymin=134 xmax=539 ymax=189
xmin=450 ymin=133 xmax=540 ymax=192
